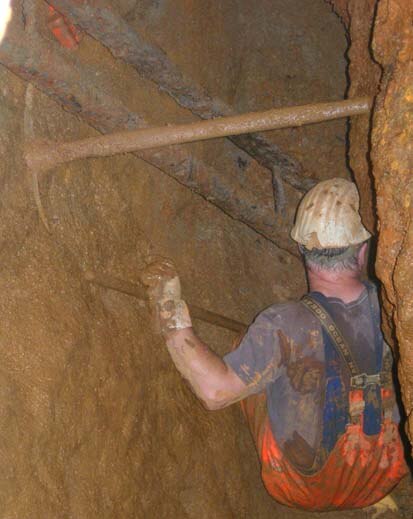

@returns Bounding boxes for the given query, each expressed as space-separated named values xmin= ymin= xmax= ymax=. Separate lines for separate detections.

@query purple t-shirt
xmin=224 ymin=286 xmax=398 ymax=470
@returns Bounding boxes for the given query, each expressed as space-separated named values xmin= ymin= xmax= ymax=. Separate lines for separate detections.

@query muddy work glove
xmin=141 ymin=258 xmax=192 ymax=335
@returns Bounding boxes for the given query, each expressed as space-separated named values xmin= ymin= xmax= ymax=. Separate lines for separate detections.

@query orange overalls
xmin=239 ymin=291 xmax=409 ymax=511
xmin=242 ymin=384 xmax=407 ymax=510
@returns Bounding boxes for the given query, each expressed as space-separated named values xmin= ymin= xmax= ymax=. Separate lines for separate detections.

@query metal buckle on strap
xmin=350 ymin=373 xmax=381 ymax=389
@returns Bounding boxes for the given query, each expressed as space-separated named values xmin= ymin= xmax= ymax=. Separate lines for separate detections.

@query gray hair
xmin=299 ymin=244 xmax=364 ymax=272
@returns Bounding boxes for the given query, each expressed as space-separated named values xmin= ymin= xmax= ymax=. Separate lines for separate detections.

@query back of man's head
xmin=291 ymin=178 xmax=371 ymax=273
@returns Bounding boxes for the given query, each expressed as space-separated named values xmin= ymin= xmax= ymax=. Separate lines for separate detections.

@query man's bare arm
xmin=141 ymin=258 xmax=251 ymax=410
xmin=165 ymin=327 xmax=250 ymax=410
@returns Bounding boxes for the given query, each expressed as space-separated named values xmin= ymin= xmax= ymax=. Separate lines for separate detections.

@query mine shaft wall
xmin=332 ymin=0 xmax=413 ymax=451
xmin=0 ymin=1 xmax=361 ymax=518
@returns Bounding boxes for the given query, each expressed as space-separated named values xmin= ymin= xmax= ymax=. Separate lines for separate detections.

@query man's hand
xmin=140 ymin=257 xmax=180 ymax=303
xmin=140 ymin=257 xmax=192 ymax=334
xmin=140 ymin=257 xmax=249 ymax=409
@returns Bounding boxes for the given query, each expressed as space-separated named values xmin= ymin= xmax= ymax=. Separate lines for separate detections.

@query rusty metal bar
xmin=26 ymin=98 xmax=370 ymax=173
xmin=84 ymin=270 xmax=247 ymax=334
xmin=46 ymin=0 xmax=314 ymax=191
xmin=0 ymin=25 xmax=301 ymax=252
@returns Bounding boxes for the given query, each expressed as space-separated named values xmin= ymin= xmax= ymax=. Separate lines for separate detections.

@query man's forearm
xmin=140 ymin=258 xmax=248 ymax=408
xmin=164 ymin=327 xmax=248 ymax=410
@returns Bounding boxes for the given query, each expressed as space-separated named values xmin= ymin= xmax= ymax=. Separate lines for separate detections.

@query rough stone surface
xmin=1 ymin=63 xmax=304 ymax=519
xmin=329 ymin=0 xmax=381 ymax=234
xmin=370 ymin=0 xmax=413 ymax=451
xmin=339 ymin=0 xmax=413 ymax=461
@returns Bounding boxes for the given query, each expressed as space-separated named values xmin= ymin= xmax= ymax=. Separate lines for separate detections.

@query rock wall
xmin=0 ymin=1 xmax=377 ymax=518
xmin=2 ymin=61 xmax=301 ymax=519
xmin=333 ymin=0 xmax=413 ymax=452
xmin=371 ymin=0 xmax=413 ymax=449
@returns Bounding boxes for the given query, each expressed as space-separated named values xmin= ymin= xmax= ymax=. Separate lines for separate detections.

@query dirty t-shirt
xmin=223 ymin=286 xmax=398 ymax=470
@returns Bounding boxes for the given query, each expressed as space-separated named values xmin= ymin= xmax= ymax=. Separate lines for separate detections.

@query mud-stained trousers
xmin=240 ymin=386 xmax=408 ymax=511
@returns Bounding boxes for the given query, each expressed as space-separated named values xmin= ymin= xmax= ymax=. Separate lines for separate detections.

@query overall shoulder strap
xmin=303 ymin=292 xmax=386 ymax=434
xmin=363 ymin=281 xmax=384 ymax=373
xmin=301 ymin=295 xmax=361 ymax=378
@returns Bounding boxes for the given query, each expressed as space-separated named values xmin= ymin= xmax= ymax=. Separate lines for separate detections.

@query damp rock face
xmin=371 ymin=0 xmax=413 ymax=449
xmin=334 ymin=0 xmax=413 ymax=452
xmin=329 ymin=0 xmax=381 ymax=233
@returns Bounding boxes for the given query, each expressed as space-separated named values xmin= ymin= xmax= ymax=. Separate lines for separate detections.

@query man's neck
xmin=307 ymin=268 xmax=365 ymax=304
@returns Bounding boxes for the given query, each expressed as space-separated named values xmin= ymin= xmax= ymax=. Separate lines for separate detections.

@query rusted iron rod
xmin=84 ymin=270 xmax=247 ymax=334
xmin=26 ymin=98 xmax=370 ymax=173
xmin=1 ymin=26 xmax=299 ymax=253
xmin=46 ymin=0 xmax=311 ymax=191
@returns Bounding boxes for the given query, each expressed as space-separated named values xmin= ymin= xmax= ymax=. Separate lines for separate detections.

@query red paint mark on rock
xmin=47 ymin=6 xmax=83 ymax=50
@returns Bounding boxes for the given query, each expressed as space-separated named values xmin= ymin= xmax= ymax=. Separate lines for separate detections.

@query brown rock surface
xmin=370 ymin=0 xmax=413 ymax=448
xmin=346 ymin=0 xmax=382 ymax=234
xmin=329 ymin=0 xmax=381 ymax=233
xmin=341 ymin=0 xmax=413 ymax=458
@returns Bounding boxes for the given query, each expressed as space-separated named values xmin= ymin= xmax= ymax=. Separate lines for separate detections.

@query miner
xmin=141 ymin=178 xmax=408 ymax=511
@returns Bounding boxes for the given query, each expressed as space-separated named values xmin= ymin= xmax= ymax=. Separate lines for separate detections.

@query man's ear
xmin=357 ymin=242 xmax=368 ymax=269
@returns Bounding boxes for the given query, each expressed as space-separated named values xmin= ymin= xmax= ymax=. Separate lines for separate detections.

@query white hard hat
xmin=290 ymin=178 xmax=371 ymax=250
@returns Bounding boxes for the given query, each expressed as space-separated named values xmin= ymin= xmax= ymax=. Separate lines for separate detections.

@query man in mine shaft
xmin=142 ymin=178 xmax=409 ymax=511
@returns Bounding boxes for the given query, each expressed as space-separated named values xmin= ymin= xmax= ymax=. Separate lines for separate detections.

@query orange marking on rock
xmin=47 ymin=6 xmax=82 ymax=50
